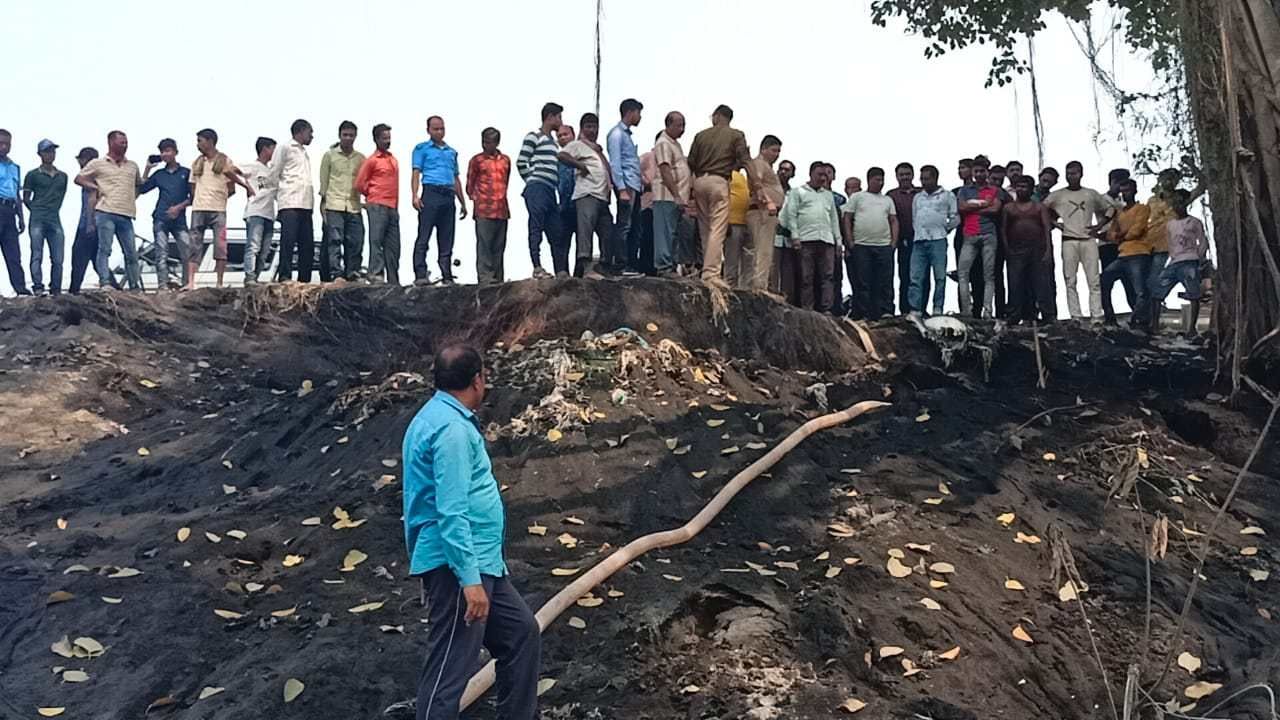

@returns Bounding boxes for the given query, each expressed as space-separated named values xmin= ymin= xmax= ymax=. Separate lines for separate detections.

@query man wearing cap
xmin=686 ymin=105 xmax=761 ymax=287
xmin=0 ymin=129 xmax=31 ymax=295
xmin=67 ymin=147 xmax=114 ymax=292
xmin=22 ymin=139 xmax=68 ymax=295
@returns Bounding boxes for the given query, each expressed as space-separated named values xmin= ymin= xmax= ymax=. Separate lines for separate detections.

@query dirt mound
xmin=0 ymin=280 xmax=1277 ymax=720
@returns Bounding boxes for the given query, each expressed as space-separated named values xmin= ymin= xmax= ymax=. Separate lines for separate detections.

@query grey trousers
xmin=417 ymin=568 xmax=540 ymax=720
xmin=722 ymin=223 xmax=753 ymax=289
xmin=244 ymin=216 xmax=274 ymax=282
xmin=475 ymin=218 xmax=508 ymax=284
xmin=575 ymin=195 xmax=612 ymax=273
xmin=366 ymin=204 xmax=401 ymax=285
xmin=958 ymin=232 xmax=997 ymax=318
xmin=323 ymin=209 xmax=365 ymax=280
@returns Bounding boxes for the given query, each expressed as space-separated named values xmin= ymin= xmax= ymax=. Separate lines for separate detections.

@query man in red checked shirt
xmin=466 ymin=128 xmax=512 ymax=284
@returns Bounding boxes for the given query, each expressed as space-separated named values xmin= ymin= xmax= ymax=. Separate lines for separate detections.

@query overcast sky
xmin=3 ymin=0 xmax=1169 ymax=302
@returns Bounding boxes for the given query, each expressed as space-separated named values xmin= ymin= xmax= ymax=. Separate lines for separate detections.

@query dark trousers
xmin=278 ymin=208 xmax=315 ymax=282
xmin=606 ymin=195 xmax=641 ymax=273
xmin=416 ymin=186 xmax=457 ymax=282
xmin=1102 ymin=254 xmax=1150 ymax=324
xmin=638 ymin=207 xmax=654 ymax=274
xmin=0 ymin=205 xmax=28 ymax=294
xmin=475 ymin=218 xmax=508 ymax=284
xmin=798 ymin=241 xmax=835 ymax=312
xmin=553 ymin=206 xmax=575 ymax=275
xmin=522 ymin=182 xmax=559 ymax=270
xmin=896 ymin=236 xmax=916 ymax=315
xmin=993 ymin=240 xmax=1007 ymax=318
xmin=854 ymin=244 xmax=895 ymax=321
xmin=1007 ymin=251 xmax=1058 ymax=322
xmin=1099 ymin=243 xmax=1137 ymax=321
xmin=322 ymin=210 xmax=364 ymax=281
xmin=417 ymin=568 xmax=540 ymax=720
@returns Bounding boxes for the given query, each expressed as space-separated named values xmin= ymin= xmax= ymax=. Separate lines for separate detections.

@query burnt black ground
xmin=0 ymin=279 xmax=1276 ymax=720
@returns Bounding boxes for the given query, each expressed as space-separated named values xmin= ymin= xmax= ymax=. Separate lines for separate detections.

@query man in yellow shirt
xmin=723 ymin=171 xmax=751 ymax=288
xmin=1102 ymin=178 xmax=1152 ymax=328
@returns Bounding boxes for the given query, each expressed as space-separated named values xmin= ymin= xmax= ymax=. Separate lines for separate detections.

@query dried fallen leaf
xmin=929 ymin=562 xmax=956 ymax=575
xmin=222 ymin=459 xmax=233 ymax=470
xmin=551 ymin=567 xmax=580 ymax=577
xmin=923 ymin=497 xmax=945 ymax=505
xmin=1250 ymin=569 xmax=1270 ymax=582
xmin=567 ymin=616 xmax=587 ymax=630
xmin=47 ymin=591 xmax=75 ymax=605
xmin=663 ymin=574 xmax=683 ymax=582
xmin=213 ymin=609 xmax=244 ymax=620
xmin=1177 ymin=652 xmax=1202 ymax=674
xmin=775 ymin=560 xmax=800 ymax=571
xmin=1043 ymin=452 xmax=1057 ymax=462
xmin=929 ymin=579 xmax=948 ymax=589
xmin=341 ymin=549 xmax=368 ymax=572
xmin=691 ymin=470 xmax=707 ymax=479
xmin=1241 ymin=547 xmax=1259 ymax=556
xmin=36 ymin=708 xmax=66 ymax=717
xmin=527 ymin=524 xmax=548 ymax=536
xmin=887 ymin=557 xmax=913 ymax=578
xmin=537 ymin=678 xmax=556 ymax=696
xmin=72 ymin=637 xmax=104 ymax=657
xmin=177 ymin=527 xmax=191 ymax=542
xmin=919 ymin=598 xmax=942 ymax=611
xmin=938 ymin=482 xmax=951 ymax=496
xmin=63 ymin=565 xmax=90 ymax=575
xmin=828 ymin=523 xmax=855 ymax=538
xmin=825 ymin=566 xmax=842 ymax=579
xmin=709 ymin=403 xmax=731 ymax=411
xmin=107 ymin=567 xmax=142 ymax=578
xmin=348 ymin=601 xmax=385 ymax=614
xmin=56 ymin=517 xmax=68 ymax=530
xmin=137 ymin=447 xmax=150 ymax=457
xmin=879 ymin=645 xmax=905 ymax=659
xmin=681 ymin=684 xmax=700 ymax=694
xmin=301 ymin=517 xmax=322 ymax=526
xmin=1005 ymin=578 xmax=1027 ymax=591
xmin=198 ymin=686 xmax=225 ymax=700
xmin=283 ymin=678 xmax=305 ymax=703
xmin=546 ymin=428 xmax=563 ymax=442
xmin=564 ymin=516 xmax=585 ymax=526
xmin=902 ymin=658 xmax=922 ymax=677
xmin=205 ymin=532 xmax=222 ymax=544
xmin=1059 ymin=580 xmax=1083 ymax=602
xmin=1241 ymin=526 xmax=1266 ymax=536
xmin=839 ymin=698 xmax=867 ymax=714
xmin=1015 ymin=532 xmax=1042 ymax=544
xmin=101 ymin=597 xmax=122 ymax=604
xmin=888 ymin=548 xmax=905 ymax=559
xmin=1012 ymin=625 xmax=1033 ymax=643
xmin=997 ymin=512 xmax=1016 ymax=527
xmin=271 ymin=606 xmax=297 ymax=618
xmin=576 ymin=596 xmax=604 ymax=608
xmin=745 ymin=441 xmax=767 ymax=450
xmin=705 ymin=419 xmax=725 ymax=428
xmin=721 ymin=445 xmax=740 ymax=456
xmin=915 ymin=413 xmax=931 ymax=423
xmin=50 ymin=636 xmax=74 ymax=658
xmin=379 ymin=625 xmax=404 ymax=633
xmin=905 ymin=543 xmax=933 ymax=554
xmin=282 ymin=554 xmax=305 ymax=568
xmin=61 ymin=670 xmax=89 ymax=683
xmin=1184 ymin=681 xmax=1222 ymax=700
xmin=938 ymin=646 xmax=961 ymax=661
xmin=226 ymin=530 xmax=247 ymax=540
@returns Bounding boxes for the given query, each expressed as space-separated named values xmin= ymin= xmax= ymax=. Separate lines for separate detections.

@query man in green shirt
xmin=22 ymin=139 xmax=69 ymax=295
xmin=319 ymin=120 xmax=366 ymax=282
xmin=778 ymin=162 xmax=841 ymax=312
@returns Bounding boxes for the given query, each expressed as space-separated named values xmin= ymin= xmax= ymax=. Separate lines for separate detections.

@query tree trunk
xmin=1183 ymin=0 xmax=1280 ymax=393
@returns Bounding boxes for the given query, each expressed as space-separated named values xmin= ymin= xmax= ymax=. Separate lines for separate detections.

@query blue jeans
xmin=152 ymin=217 xmax=190 ymax=287
xmin=245 ymin=216 xmax=275 ymax=281
xmin=652 ymin=200 xmax=678 ymax=273
xmin=95 ymin=211 xmax=141 ymax=290
xmin=29 ymin=218 xmax=65 ymax=293
xmin=522 ymin=182 xmax=559 ymax=269
xmin=1101 ymin=254 xmax=1149 ymax=323
xmin=909 ymin=238 xmax=948 ymax=315
xmin=1146 ymin=251 xmax=1169 ymax=295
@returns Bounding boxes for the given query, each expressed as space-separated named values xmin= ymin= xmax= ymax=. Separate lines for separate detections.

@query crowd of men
xmin=0 ymin=106 xmax=1209 ymax=332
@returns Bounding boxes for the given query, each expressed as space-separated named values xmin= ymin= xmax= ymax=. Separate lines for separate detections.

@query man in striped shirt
xmin=516 ymin=102 xmax=563 ymax=279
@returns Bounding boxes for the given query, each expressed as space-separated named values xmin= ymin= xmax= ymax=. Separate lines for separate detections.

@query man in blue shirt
xmin=606 ymin=98 xmax=643 ymax=275
xmin=411 ymin=116 xmax=468 ymax=286
xmin=403 ymin=345 xmax=540 ymax=720
xmin=139 ymin=138 xmax=192 ymax=289
xmin=0 ymin=129 xmax=32 ymax=295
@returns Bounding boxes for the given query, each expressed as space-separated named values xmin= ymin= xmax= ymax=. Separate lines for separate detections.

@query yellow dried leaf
xmin=929 ymin=579 xmax=948 ymax=589
xmin=888 ymin=548 xmax=905 ymax=559
xmin=691 ymin=470 xmax=708 ymax=479
xmin=844 ymin=557 xmax=861 ymax=566
xmin=828 ymin=523 xmax=855 ymax=538
xmin=1184 ymin=681 xmax=1222 ymax=700
xmin=1043 ymin=452 xmax=1057 ymax=462
xmin=905 ymin=543 xmax=932 ymax=553
xmin=839 ymin=698 xmax=867 ymax=714
xmin=341 ymin=549 xmax=368 ymax=572
xmin=923 ymin=497 xmax=945 ymax=505
xmin=527 ymin=523 xmax=548 ymax=536
xmin=139 ymin=378 xmax=158 ymax=388
xmin=137 ymin=447 xmax=150 ymax=456
xmin=50 ymin=636 xmax=74 ymax=658
xmin=938 ymin=646 xmax=961 ymax=660
xmin=198 ymin=686 xmax=225 ymax=700
xmin=879 ymin=645 xmax=905 ymax=659
xmin=576 ymin=596 xmax=604 ymax=608
xmin=915 ymin=413 xmax=931 ymax=423
xmin=709 ymin=403 xmax=731 ymax=411
xmin=705 ymin=419 xmax=725 ymax=428
xmin=72 ymin=637 xmax=104 ymax=656
xmin=1241 ymin=546 xmax=1259 ymax=556
xmin=348 ymin=601 xmax=385 ymax=614
xmin=568 ymin=617 xmax=587 ymax=629
xmin=37 ymin=708 xmax=66 ymax=717
xmin=1177 ymin=652 xmax=1202 ymax=674
xmin=537 ymin=678 xmax=556 ymax=696
xmin=546 ymin=428 xmax=563 ymax=442
xmin=775 ymin=560 xmax=800 ymax=571
xmin=1005 ymin=578 xmax=1027 ymax=591
xmin=938 ymin=482 xmax=951 ymax=496
xmin=1012 ymin=625 xmax=1033 ymax=643
xmin=1059 ymin=581 xmax=1081 ymax=602
xmin=997 ymin=512 xmax=1016 ymax=527
xmin=1137 ymin=447 xmax=1150 ymax=468
xmin=61 ymin=670 xmax=89 ymax=683
xmin=177 ymin=527 xmax=191 ymax=542
xmin=564 ymin=516 xmax=586 ymax=526
xmin=887 ymin=557 xmax=913 ymax=578
xmin=663 ymin=574 xmax=683 ymax=582
xmin=815 ymin=551 xmax=831 ymax=561
xmin=665 ymin=438 xmax=679 ymax=450
xmin=101 ymin=596 xmax=122 ymax=604
xmin=47 ymin=591 xmax=75 ymax=605
xmin=929 ymin=562 xmax=956 ymax=574
xmin=645 ymin=322 xmax=659 ymax=332
xmin=301 ymin=517 xmax=321 ymax=526
xmin=551 ymin=567 xmax=580 ymax=576
xmin=283 ymin=678 xmax=305 ymax=703
xmin=226 ymin=530 xmax=247 ymax=540
xmin=108 ymin=567 xmax=142 ymax=578
xmin=721 ymin=445 xmax=740 ymax=455
xmin=282 ymin=554 xmax=305 ymax=568
xmin=825 ymin=566 xmax=842 ymax=579
xmin=902 ymin=658 xmax=921 ymax=677
xmin=1250 ymin=569 xmax=1270 ymax=582
xmin=919 ymin=598 xmax=942 ymax=611
xmin=1241 ymin=526 xmax=1266 ymax=535
xmin=56 ymin=517 xmax=68 ymax=530
xmin=1015 ymin=532 xmax=1042 ymax=544
xmin=745 ymin=441 xmax=767 ymax=450
xmin=205 ymin=532 xmax=222 ymax=543
xmin=672 ymin=445 xmax=691 ymax=455
xmin=213 ymin=609 xmax=244 ymax=620
xmin=271 ymin=606 xmax=297 ymax=618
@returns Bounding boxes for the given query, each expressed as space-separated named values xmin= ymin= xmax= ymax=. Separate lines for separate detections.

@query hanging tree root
xmin=459 ymin=399 xmax=890 ymax=711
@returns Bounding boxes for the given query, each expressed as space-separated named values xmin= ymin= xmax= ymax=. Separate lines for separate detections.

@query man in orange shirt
xmin=356 ymin=123 xmax=400 ymax=285
xmin=466 ymin=127 xmax=512 ymax=284
xmin=1101 ymin=178 xmax=1152 ymax=328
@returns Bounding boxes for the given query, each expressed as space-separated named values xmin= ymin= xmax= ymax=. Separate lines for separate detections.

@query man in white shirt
xmin=1044 ymin=161 xmax=1118 ymax=322
xmin=241 ymin=137 xmax=278 ymax=285
xmin=268 ymin=119 xmax=316 ymax=282
xmin=557 ymin=112 xmax=613 ymax=279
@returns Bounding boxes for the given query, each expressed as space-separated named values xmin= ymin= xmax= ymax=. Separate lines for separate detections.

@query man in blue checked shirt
xmin=402 ymin=344 xmax=539 ymax=720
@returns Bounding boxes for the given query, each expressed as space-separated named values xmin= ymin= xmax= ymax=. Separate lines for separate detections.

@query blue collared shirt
xmin=411 ymin=141 xmax=459 ymax=187
xmin=912 ymin=187 xmax=960 ymax=241
xmin=402 ymin=391 xmax=507 ymax=586
xmin=606 ymin=121 xmax=641 ymax=192
xmin=138 ymin=165 xmax=192 ymax=224
xmin=0 ymin=158 xmax=20 ymax=200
